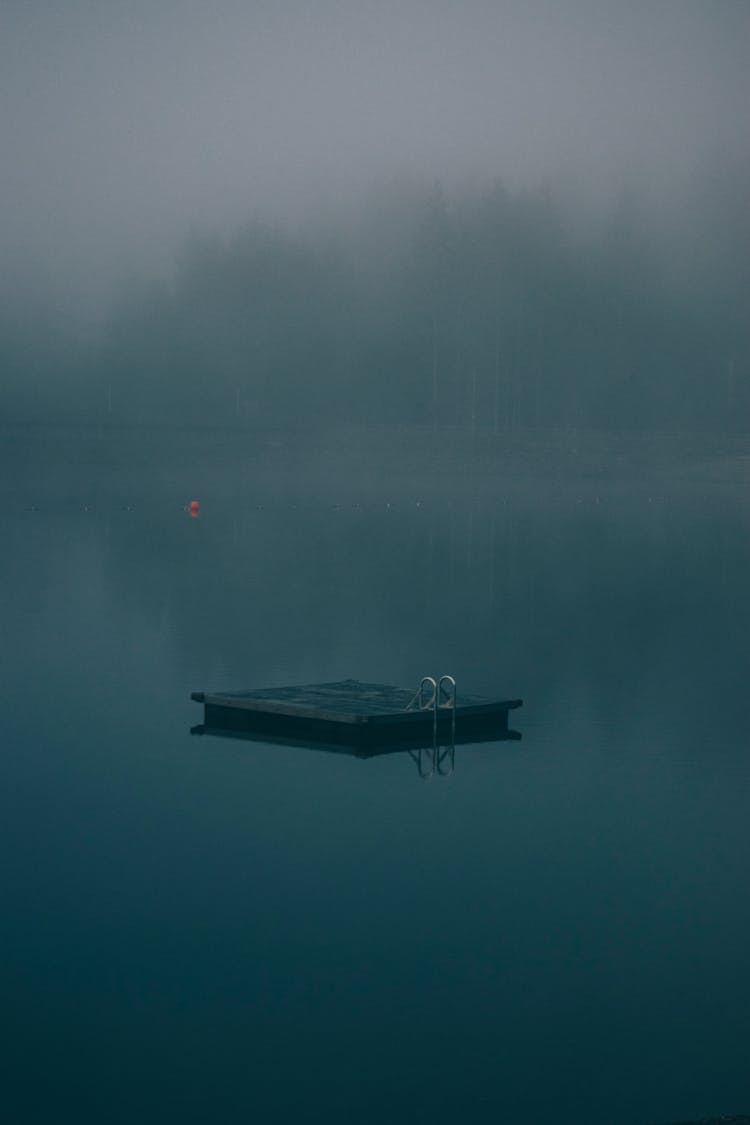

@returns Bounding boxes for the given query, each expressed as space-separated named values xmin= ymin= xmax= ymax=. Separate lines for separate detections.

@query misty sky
xmin=1 ymin=0 xmax=748 ymax=324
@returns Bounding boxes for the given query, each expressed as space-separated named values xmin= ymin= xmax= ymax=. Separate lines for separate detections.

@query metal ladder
xmin=406 ymin=675 xmax=457 ymax=779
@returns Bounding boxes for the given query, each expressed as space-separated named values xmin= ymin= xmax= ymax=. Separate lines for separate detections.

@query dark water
xmin=3 ymin=426 xmax=750 ymax=1124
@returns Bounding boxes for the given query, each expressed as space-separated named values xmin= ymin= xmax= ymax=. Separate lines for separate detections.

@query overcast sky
xmin=1 ymin=0 xmax=748 ymax=324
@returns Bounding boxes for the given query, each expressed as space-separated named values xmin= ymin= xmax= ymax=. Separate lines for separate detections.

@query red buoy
xmin=189 ymin=499 xmax=200 ymax=518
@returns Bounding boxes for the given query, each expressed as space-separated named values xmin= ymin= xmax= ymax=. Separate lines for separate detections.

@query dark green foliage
xmin=3 ymin=182 xmax=748 ymax=431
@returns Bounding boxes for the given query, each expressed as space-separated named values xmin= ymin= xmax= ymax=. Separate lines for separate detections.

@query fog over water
xmin=3 ymin=6 xmax=750 ymax=1124
xmin=3 ymin=426 xmax=750 ymax=1124
xmin=2 ymin=5 xmax=749 ymax=434
xmin=2 ymin=0 xmax=749 ymax=326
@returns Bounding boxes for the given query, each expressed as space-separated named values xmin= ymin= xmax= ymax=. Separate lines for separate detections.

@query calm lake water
xmin=3 ymin=425 xmax=749 ymax=1124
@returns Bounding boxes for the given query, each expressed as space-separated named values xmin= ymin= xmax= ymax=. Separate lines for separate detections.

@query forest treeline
xmin=2 ymin=182 xmax=748 ymax=431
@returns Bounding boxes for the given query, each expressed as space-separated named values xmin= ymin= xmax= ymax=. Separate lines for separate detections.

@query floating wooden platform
xmin=191 ymin=679 xmax=522 ymax=750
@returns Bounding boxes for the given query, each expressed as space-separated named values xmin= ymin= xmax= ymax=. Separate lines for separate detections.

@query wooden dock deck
xmin=191 ymin=679 xmax=522 ymax=749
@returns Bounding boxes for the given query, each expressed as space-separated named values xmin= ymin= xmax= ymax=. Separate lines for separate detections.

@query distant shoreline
xmin=2 ymin=418 xmax=749 ymax=483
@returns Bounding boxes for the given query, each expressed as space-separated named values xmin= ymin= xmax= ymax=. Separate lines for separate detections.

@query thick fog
xmin=1 ymin=0 xmax=748 ymax=430
xmin=2 ymin=0 xmax=748 ymax=310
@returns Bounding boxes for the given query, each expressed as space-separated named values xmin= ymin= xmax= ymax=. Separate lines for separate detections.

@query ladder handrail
xmin=406 ymin=674 xmax=456 ymax=777
xmin=438 ymin=674 xmax=457 ymax=746
xmin=406 ymin=676 xmax=437 ymax=711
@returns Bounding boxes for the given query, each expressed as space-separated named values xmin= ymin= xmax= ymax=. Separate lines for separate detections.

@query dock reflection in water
xmin=190 ymin=722 xmax=521 ymax=778
xmin=190 ymin=677 xmax=522 ymax=778
xmin=191 ymin=706 xmax=526 ymax=778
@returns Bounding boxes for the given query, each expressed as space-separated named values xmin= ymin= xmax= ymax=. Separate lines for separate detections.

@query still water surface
xmin=3 ymin=427 xmax=749 ymax=1124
